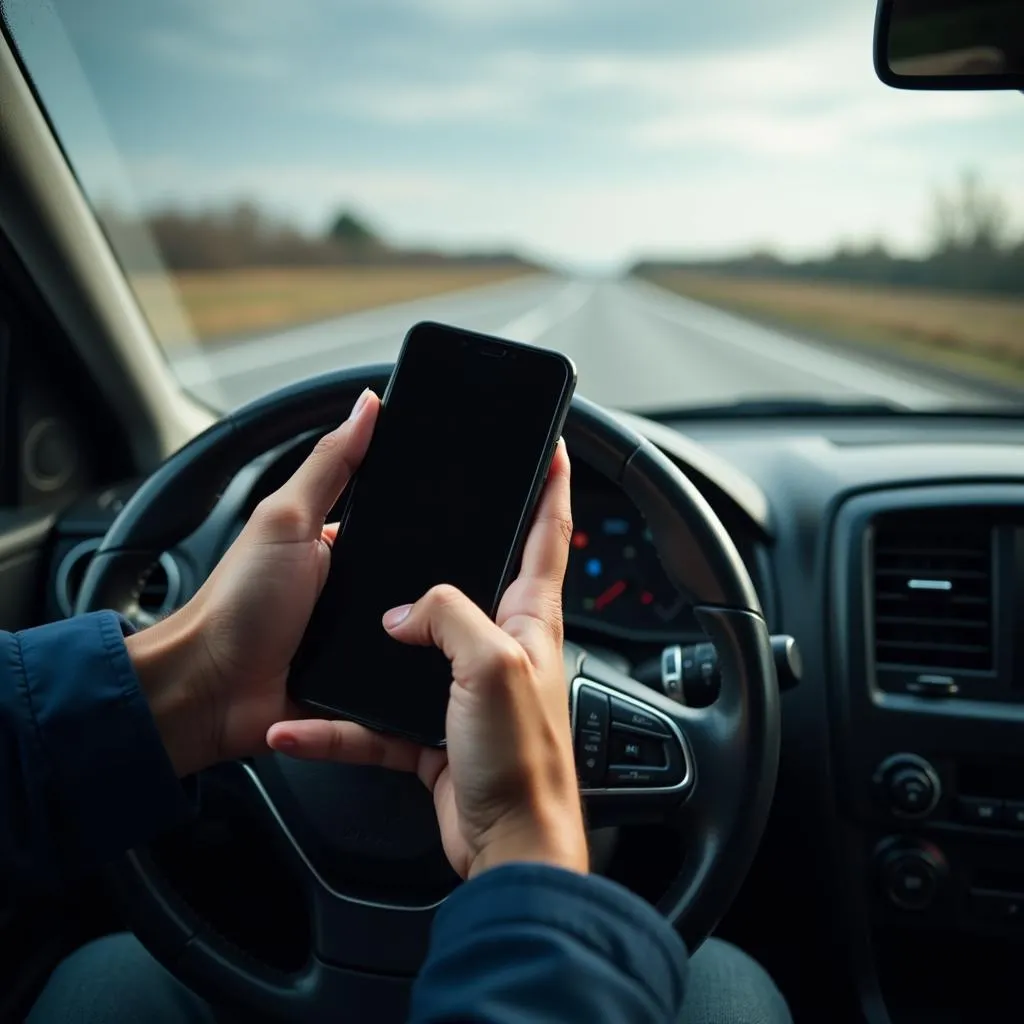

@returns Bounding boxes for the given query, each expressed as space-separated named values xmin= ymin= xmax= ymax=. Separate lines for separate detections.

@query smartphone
xmin=288 ymin=321 xmax=577 ymax=746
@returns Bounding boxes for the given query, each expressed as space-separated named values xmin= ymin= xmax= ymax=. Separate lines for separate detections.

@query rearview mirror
xmin=874 ymin=0 xmax=1024 ymax=89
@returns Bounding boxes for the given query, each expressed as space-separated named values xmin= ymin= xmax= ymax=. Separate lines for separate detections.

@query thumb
xmin=383 ymin=584 xmax=522 ymax=686
xmin=275 ymin=388 xmax=380 ymax=530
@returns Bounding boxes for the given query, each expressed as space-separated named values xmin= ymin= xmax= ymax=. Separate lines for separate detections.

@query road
xmin=171 ymin=274 xmax=1006 ymax=412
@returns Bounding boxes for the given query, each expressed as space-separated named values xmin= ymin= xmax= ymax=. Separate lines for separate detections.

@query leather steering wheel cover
xmin=77 ymin=365 xmax=779 ymax=1012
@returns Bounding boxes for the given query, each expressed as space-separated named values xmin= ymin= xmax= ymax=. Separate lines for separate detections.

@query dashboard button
xmin=873 ymin=754 xmax=941 ymax=819
xmin=888 ymin=768 xmax=935 ymax=816
xmin=971 ymin=890 xmax=1024 ymax=926
xmin=1004 ymin=801 xmax=1024 ymax=829
xmin=958 ymin=796 xmax=1002 ymax=826
xmin=883 ymin=852 xmax=938 ymax=911
xmin=608 ymin=696 xmax=671 ymax=736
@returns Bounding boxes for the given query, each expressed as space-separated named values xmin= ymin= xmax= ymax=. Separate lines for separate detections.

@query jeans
xmin=27 ymin=931 xmax=792 ymax=1024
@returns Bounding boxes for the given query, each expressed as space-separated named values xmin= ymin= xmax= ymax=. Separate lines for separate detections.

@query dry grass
xmin=131 ymin=265 xmax=531 ymax=346
xmin=644 ymin=271 xmax=1024 ymax=385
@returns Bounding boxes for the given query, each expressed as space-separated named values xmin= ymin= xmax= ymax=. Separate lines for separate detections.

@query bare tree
xmin=931 ymin=170 xmax=1010 ymax=253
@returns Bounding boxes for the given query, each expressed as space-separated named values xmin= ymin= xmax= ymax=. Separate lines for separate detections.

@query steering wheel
xmin=76 ymin=365 xmax=780 ymax=1023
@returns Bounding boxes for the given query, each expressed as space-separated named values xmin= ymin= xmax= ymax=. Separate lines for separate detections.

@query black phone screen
xmin=289 ymin=322 xmax=576 ymax=744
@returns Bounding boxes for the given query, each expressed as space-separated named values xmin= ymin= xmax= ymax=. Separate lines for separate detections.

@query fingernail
xmin=272 ymin=735 xmax=296 ymax=752
xmin=382 ymin=603 xmax=412 ymax=629
xmin=347 ymin=388 xmax=373 ymax=422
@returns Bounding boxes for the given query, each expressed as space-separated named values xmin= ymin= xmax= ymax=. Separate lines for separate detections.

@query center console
xmin=831 ymin=484 xmax=1024 ymax=1015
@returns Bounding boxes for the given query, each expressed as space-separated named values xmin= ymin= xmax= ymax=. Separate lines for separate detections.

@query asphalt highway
xmin=171 ymin=275 xmax=1002 ymax=412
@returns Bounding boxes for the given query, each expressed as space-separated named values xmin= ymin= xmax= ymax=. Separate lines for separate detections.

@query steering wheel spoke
xmin=237 ymin=761 xmax=439 ymax=975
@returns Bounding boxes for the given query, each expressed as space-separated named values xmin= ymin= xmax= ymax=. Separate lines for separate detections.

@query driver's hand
xmin=267 ymin=442 xmax=588 ymax=879
xmin=127 ymin=388 xmax=381 ymax=777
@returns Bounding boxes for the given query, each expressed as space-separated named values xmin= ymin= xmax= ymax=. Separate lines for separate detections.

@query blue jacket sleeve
xmin=410 ymin=863 xmax=688 ymax=1024
xmin=1 ymin=611 xmax=192 ymax=885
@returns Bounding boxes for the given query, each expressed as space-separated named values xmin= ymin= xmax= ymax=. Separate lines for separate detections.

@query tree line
xmin=100 ymin=202 xmax=532 ymax=272
xmin=632 ymin=172 xmax=1024 ymax=297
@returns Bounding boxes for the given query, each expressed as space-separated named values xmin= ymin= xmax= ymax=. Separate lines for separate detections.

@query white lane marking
xmin=629 ymin=278 xmax=959 ymax=409
xmin=497 ymin=281 xmax=595 ymax=343
xmin=170 ymin=273 xmax=560 ymax=387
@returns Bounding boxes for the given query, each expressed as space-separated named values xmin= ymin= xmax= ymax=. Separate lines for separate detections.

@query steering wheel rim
xmin=76 ymin=365 xmax=780 ymax=1022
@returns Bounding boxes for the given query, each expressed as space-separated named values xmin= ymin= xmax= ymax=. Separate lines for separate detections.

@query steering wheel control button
xmin=1002 ymin=801 xmax=1024 ymax=829
xmin=609 ymin=729 xmax=667 ymax=769
xmin=574 ymin=686 xmax=610 ymax=786
xmin=608 ymin=695 xmax=671 ymax=736
xmin=604 ymin=731 xmax=687 ymax=788
xmin=577 ymin=732 xmax=607 ymax=786
xmin=958 ymin=796 xmax=1003 ymax=826
xmin=873 ymin=754 xmax=941 ymax=820
xmin=576 ymin=685 xmax=609 ymax=733
xmin=572 ymin=679 xmax=690 ymax=792
xmin=606 ymin=766 xmax=664 ymax=787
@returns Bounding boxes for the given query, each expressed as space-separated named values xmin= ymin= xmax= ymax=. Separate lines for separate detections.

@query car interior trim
xmin=0 ymin=28 xmax=211 ymax=469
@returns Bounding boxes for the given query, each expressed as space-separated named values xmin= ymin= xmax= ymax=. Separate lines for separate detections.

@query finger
xmin=275 ymin=389 xmax=379 ymax=528
xmin=321 ymin=522 xmax=340 ymax=548
xmin=267 ymin=718 xmax=422 ymax=773
xmin=516 ymin=439 xmax=572 ymax=598
xmin=383 ymin=584 xmax=517 ymax=675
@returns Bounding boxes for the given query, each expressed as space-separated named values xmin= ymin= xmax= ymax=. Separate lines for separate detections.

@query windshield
xmin=4 ymin=0 xmax=1023 ymax=413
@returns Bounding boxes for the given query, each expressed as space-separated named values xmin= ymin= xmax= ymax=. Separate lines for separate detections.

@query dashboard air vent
xmin=872 ymin=511 xmax=993 ymax=673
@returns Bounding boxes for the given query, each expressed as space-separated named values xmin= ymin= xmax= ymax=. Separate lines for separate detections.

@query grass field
xmin=132 ymin=265 xmax=531 ymax=346
xmin=641 ymin=271 xmax=1024 ymax=387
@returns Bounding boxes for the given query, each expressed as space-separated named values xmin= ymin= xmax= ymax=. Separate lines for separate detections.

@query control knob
xmin=874 ymin=753 xmax=941 ymax=820
xmin=875 ymin=838 xmax=948 ymax=912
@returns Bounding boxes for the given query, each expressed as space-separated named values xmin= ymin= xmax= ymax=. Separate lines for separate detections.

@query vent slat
xmin=877 ymin=640 xmax=989 ymax=654
xmin=872 ymin=512 xmax=993 ymax=673
xmin=876 ymin=615 xmax=989 ymax=629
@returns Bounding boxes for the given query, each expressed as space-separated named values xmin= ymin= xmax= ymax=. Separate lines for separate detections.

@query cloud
xmin=399 ymin=0 xmax=575 ymax=24
xmin=324 ymin=79 xmax=531 ymax=124
xmin=143 ymin=28 xmax=290 ymax=81
xmin=15 ymin=0 xmax=1023 ymax=269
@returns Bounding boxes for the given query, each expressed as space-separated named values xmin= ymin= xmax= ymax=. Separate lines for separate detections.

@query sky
xmin=5 ymin=0 xmax=1023 ymax=271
